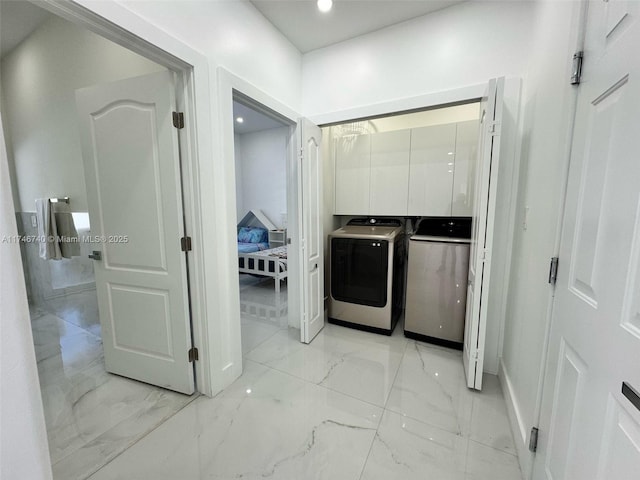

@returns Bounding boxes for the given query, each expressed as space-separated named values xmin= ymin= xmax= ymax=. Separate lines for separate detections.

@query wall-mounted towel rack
xmin=50 ymin=197 xmax=70 ymax=204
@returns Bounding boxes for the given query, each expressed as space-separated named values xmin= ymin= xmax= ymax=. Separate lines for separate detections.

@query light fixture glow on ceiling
xmin=236 ymin=117 xmax=244 ymax=123
xmin=317 ymin=0 xmax=333 ymax=13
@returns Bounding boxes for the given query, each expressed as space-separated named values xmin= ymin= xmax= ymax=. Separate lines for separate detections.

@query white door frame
xmin=32 ymin=0 xmax=215 ymax=395
xmin=315 ymin=81 xmax=522 ymax=377
xmin=217 ymin=68 xmax=303 ymax=354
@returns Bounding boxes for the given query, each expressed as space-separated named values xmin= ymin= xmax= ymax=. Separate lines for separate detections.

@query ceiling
xmin=250 ymin=0 xmax=467 ymax=53
xmin=0 ymin=1 xmax=467 ymax=58
xmin=0 ymin=0 xmax=52 ymax=58
xmin=233 ymin=101 xmax=288 ymax=135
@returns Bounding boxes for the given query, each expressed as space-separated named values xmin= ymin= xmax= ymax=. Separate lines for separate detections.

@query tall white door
xmin=76 ymin=71 xmax=194 ymax=394
xmin=533 ymin=2 xmax=640 ymax=478
xmin=463 ymin=77 xmax=504 ymax=391
xmin=299 ymin=118 xmax=324 ymax=343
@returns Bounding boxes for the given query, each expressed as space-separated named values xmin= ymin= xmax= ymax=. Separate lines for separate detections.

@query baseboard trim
xmin=498 ymin=358 xmax=534 ymax=479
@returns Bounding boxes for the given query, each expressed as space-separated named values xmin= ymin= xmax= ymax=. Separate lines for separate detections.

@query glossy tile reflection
xmin=239 ymin=273 xmax=289 ymax=355
xmin=86 ymin=278 xmax=522 ymax=480
xmin=88 ymin=361 xmax=382 ymax=480
xmin=29 ymin=291 xmax=194 ymax=480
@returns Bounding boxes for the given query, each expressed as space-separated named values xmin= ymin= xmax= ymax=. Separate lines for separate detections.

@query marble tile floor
xmin=29 ymin=293 xmax=196 ymax=480
xmin=86 ymin=288 xmax=522 ymax=479
xmin=239 ymin=274 xmax=289 ymax=355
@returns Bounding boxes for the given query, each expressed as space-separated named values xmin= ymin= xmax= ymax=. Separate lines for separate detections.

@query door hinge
xmin=181 ymin=236 xmax=192 ymax=252
xmin=188 ymin=347 xmax=198 ymax=362
xmin=488 ymin=121 xmax=500 ymax=136
xmin=548 ymin=256 xmax=559 ymax=285
xmin=529 ymin=427 xmax=539 ymax=452
xmin=571 ymin=51 xmax=583 ymax=85
xmin=172 ymin=111 xmax=185 ymax=129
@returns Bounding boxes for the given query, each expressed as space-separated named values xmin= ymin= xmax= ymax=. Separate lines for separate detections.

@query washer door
xmin=331 ymin=237 xmax=389 ymax=307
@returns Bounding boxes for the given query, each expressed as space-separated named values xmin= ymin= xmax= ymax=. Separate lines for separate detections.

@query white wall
xmin=1 ymin=15 xmax=166 ymax=212
xmin=0 ymin=108 xmax=53 ymax=480
xmin=235 ymin=127 xmax=288 ymax=229
xmin=499 ymin=1 xmax=583 ymax=476
xmin=120 ymin=0 xmax=302 ymax=112
xmin=233 ymin=133 xmax=244 ymax=222
xmin=302 ymin=1 xmax=534 ymax=119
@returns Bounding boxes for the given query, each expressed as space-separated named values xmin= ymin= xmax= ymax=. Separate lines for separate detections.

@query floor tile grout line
xmin=57 ymin=388 xmax=200 ymax=467
xmin=80 ymin=393 xmax=199 ymax=480
xmin=380 ymin=340 xmax=520 ymax=460
xmin=356 ymin=421 xmax=380 ymax=480
xmin=357 ymin=336 xmax=410 ymax=480
xmin=34 ymin=302 xmax=102 ymax=341
xmin=244 ymin=355 xmax=390 ymax=411
xmin=241 ymin=314 xmax=517 ymax=470
xmin=29 ymin=298 xmax=199 ymax=479
xmin=242 ymin=324 xmax=411 ymax=410
xmin=466 ymin=437 xmax=519 ymax=458
xmin=381 ymin=337 xmax=411 ymax=410
xmin=241 ymin=322 xmax=289 ymax=358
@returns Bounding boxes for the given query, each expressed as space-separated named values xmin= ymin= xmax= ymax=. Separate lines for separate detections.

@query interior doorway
xmin=0 ymin=3 xmax=199 ymax=478
xmin=231 ymin=93 xmax=294 ymax=355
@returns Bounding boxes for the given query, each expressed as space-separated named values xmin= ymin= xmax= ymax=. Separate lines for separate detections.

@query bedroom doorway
xmin=232 ymin=93 xmax=294 ymax=355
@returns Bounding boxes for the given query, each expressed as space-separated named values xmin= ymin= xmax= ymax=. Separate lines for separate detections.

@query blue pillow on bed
xmin=237 ymin=227 xmax=268 ymax=243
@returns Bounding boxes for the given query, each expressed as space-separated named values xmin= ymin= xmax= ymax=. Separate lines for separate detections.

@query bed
xmin=237 ymin=210 xmax=288 ymax=292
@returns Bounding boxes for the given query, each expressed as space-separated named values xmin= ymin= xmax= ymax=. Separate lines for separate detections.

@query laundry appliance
xmin=404 ymin=217 xmax=471 ymax=349
xmin=329 ymin=218 xmax=405 ymax=335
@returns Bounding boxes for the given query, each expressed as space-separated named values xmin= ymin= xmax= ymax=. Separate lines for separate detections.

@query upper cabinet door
xmin=334 ymin=134 xmax=370 ymax=215
xmin=370 ymin=130 xmax=410 ymax=215
xmin=408 ymin=123 xmax=457 ymax=216
xmin=452 ymin=120 xmax=480 ymax=217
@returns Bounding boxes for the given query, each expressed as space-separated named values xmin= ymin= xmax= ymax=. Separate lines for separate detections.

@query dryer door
xmin=331 ymin=238 xmax=389 ymax=307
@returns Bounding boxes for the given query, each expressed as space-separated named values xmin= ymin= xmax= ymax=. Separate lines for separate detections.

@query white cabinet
xmin=333 ymin=121 xmax=479 ymax=217
xmin=370 ymin=130 xmax=410 ymax=215
xmin=452 ymin=120 xmax=479 ymax=217
xmin=268 ymin=229 xmax=286 ymax=248
xmin=334 ymin=134 xmax=370 ymax=215
xmin=408 ymin=123 xmax=457 ymax=216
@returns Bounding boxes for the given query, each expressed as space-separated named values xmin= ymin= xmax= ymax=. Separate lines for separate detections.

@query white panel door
xmin=463 ymin=78 xmax=504 ymax=391
xmin=369 ymin=129 xmax=410 ymax=215
xmin=76 ymin=71 xmax=194 ymax=394
xmin=299 ymin=118 xmax=324 ymax=343
xmin=408 ymin=123 xmax=457 ymax=216
xmin=452 ymin=120 xmax=480 ymax=217
xmin=533 ymin=3 xmax=640 ymax=478
xmin=334 ymin=134 xmax=370 ymax=215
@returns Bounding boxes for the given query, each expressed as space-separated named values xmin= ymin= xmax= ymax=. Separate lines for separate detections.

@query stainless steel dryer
xmin=329 ymin=218 xmax=405 ymax=335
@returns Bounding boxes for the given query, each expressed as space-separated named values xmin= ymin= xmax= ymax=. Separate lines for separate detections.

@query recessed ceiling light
xmin=317 ymin=0 xmax=332 ymax=13
xmin=236 ymin=117 xmax=244 ymax=123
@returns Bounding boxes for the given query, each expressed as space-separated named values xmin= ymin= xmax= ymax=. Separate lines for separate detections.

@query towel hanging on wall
xmin=35 ymin=198 xmax=80 ymax=260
